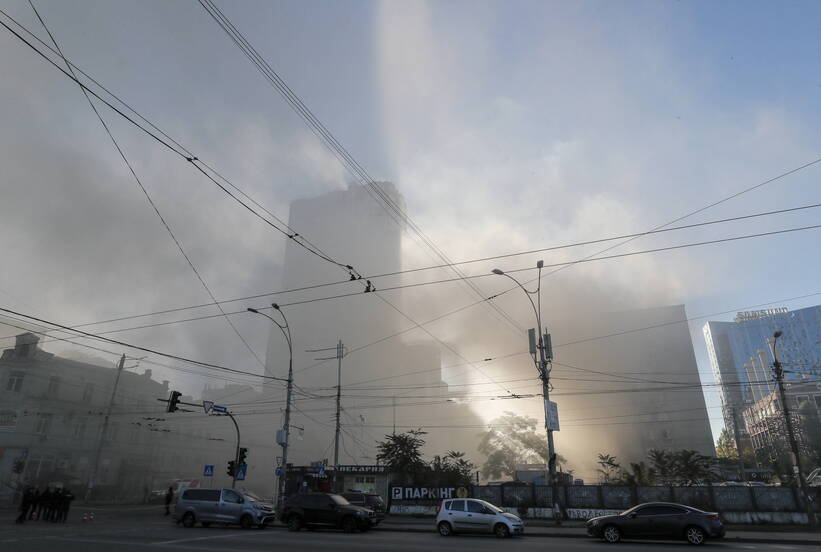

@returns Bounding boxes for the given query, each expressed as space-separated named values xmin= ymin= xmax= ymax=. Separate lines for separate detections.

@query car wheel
xmin=437 ymin=521 xmax=453 ymax=536
xmin=201 ymin=522 xmax=211 ymax=528
xmin=240 ymin=515 xmax=253 ymax=529
xmin=494 ymin=523 xmax=511 ymax=538
xmin=342 ymin=516 xmax=358 ymax=533
xmin=287 ymin=515 xmax=302 ymax=531
xmin=602 ymin=524 xmax=621 ymax=543
xmin=181 ymin=513 xmax=195 ymax=528
xmin=685 ymin=526 xmax=705 ymax=545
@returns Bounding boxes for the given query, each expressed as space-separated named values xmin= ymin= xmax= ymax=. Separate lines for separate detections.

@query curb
xmin=372 ymin=525 xmax=819 ymax=545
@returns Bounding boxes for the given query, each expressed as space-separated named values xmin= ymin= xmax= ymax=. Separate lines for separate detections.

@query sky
xmin=1 ymin=0 xmax=820 ymax=470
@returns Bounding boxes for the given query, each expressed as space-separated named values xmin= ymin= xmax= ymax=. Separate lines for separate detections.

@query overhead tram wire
xmin=196 ymin=0 xmax=516 ymax=395
xmin=0 ymin=194 xmax=816 ymax=343
xmin=6 ymin=222 xmax=817 ymax=352
xmin=0 ymin=306 xmax=289 ymax=384
xmin=27 ymin=0 xmax=270 ymax=374
xmin=196 ymin=0 xmax=526 ymax=338
xmin=2 ymin=7 xmax=510 ymax=392
xmin=0 ymin=11 xmax=364 ymax=281
xmin=4 ymin=8 xmax=820 ymax=388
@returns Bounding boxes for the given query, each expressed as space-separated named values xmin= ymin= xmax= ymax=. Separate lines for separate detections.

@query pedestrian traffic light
xmin=167 ymin=390 xmax=182 ymax=413
xmin=227 ymin=460 xmax=236 ymax=477
xmin=238 ymin=447 xmax=248 ymax=466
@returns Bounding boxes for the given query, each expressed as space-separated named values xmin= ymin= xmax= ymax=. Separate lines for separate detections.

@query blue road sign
xmin=235 ymin=464 xmax=247 ymax=481
xmin=211 ymin=404 xmax=227 ymax=414
xmin=203 ymin=464 xmax=214 ymax=477
xmin=318 ymin=466 xmax=325 ymax=477
xmin=275 ymin=466 xmax=282 ymax=477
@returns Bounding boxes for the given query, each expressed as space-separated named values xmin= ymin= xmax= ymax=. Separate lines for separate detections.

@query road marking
xmin=152 ymin=531 xmax=269 ymax=545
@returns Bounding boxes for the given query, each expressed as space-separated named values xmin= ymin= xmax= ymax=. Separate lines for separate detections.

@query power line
xmin=196 ymin=0 xmax=526 ymax=339
xmin=26 ymin=0 xmax=268 ymax=375
xmin=0 ymin=10 xmax=363 ymax=281
xmin=0 ymin=306 xmax=288 ymax=383
xmin=1 ymin=201 xmax=816 ymax=345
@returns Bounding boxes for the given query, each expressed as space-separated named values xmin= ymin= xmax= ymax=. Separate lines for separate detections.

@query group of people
xmin=15 ymin=486 xmax=75 ymax=524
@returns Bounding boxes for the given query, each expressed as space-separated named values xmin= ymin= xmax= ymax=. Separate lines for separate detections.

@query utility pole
xmin=334 ymin=339 xmax=343 ymax=469
xmin=392 ymin=396 xmax=396 ymax=435
xmin=86 ymin=354 xmax=125 ymax=500
xmin=492 ymin=261 xmax=561 ymax=526
xmin=771 ymin=331 xmax=816 ymax=526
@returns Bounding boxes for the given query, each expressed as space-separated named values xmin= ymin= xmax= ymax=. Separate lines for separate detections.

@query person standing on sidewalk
xmin=164 ymin=486 xmax=174 ymax=516
xmin=27 ymin=487 xmax=40 ymax=520
xmin=15 ymin=487 xmax=33 ymax=524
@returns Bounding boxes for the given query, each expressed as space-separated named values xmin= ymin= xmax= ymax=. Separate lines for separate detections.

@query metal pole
xmin=225 ymin=411 xmax=241 ymax=489
xmin=772 ymin=335 xmax=816 ymax=526
xmin=86 ymin=354 xmax=125 ymax=500
xmin=334 ymin=340 xmax=342 ymax=469
xmin=279 ymin=312 xmax=293 ymax=506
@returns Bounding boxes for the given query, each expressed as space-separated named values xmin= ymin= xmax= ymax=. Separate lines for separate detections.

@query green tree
xmin=671 ymin=449 xmax=719 ymax=486
xmin=376 ymin=429 xmax=427 ymax=477
xmin=647 ymin=449 xmax=675 ymax=485
xmin=618 ymin=461 xmax=656 ymax=486
xmin=715 ymin=428 xmax=739 ymax=459
xmin=478 ymin=412 xmax=568 ymax=479
xmin=431 ymin=450 xmax=476 ymax=486
xmin=596 ymin=453 xmax=620 ymax=484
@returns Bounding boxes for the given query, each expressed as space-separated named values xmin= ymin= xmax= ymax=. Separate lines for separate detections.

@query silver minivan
xmin=174 ymin=488 xmax=275 ymax=529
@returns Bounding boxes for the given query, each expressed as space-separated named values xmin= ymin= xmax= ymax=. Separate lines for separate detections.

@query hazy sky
xmin=1 ymin=0 xmax=820 ymax=456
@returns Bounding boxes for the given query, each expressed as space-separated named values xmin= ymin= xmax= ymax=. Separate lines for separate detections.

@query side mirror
xmin=629 ymin=513 xmax=637 ymax=519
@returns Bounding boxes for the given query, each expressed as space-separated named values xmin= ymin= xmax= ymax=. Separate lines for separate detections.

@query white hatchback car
xmin=436 ymin=498 xmax=524 ymax=538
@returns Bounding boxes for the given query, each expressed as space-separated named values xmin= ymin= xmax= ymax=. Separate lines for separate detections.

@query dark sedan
xmin=586 ymin=502 xmax=725 ymax=545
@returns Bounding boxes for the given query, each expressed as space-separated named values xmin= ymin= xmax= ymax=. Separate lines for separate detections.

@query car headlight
xmin=356 ymin=511 xmax=367 ymax=516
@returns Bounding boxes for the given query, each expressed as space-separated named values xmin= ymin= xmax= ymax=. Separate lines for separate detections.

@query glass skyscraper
xmin=703 ymin=305 xmax=821 ymax=448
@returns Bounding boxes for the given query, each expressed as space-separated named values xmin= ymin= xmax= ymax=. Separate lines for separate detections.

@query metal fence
xmin=460 ymin=485 xmax=819 ymax=514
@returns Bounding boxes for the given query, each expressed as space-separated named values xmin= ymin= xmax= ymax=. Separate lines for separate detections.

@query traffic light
xmin=227 ymin=460 xmax=236 ymax=477
xmin=238 ymin=447 xmax=248 ymax=466
xmin=167 ymin=390 xmax=182 ymax=413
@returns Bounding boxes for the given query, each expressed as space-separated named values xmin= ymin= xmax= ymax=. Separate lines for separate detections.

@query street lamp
xmin=769 ymin=331 xmax=816 ymax=526
xmin=492 ymin=260 xmax=561 ymax=524
xmin=247 ymin=304 xmax=293 ymax=506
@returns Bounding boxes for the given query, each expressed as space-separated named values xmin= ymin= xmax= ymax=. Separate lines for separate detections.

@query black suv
xmin=341 ymin=492 xmax=387 ymax=526
xmin=279 ymin=493 xmax=374 ymax=532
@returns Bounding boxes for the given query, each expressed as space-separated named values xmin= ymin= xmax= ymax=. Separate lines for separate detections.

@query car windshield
xmin=243 ymin=492 xmax=265 ymax=503
xmin=329 ymin=494 xmax=350 ymax=505
xmin=365 ymin=495 xmax=384 ymax=506
xmin=478 ymin=500 xmax=502 ymax=513
xmin=620 ymin=505 xmax=640 ymax=515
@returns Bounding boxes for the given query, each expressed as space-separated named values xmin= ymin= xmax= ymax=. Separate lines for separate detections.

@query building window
xmin=73 ymin=418 xmax=87 ymax=439
xmin=82 ymin=383 xmax=94 ymax=403
xmin=107 ymin=422 xmax=119 ymax=442
xmin=0 ymin=410 xmax=18 ymax=431
xmin=6 ymin=372 xmax=24 ymax=392
xmin=35 ymin=413 xmax=53 ymax=435
xmin=46 ymin=376 xmax=60 ymax=397
xmin=814 ymin=395 xmax=821 ymax=409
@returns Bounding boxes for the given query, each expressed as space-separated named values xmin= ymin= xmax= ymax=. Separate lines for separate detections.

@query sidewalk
xmin=378 ymin=516 xmax=821 ymax=546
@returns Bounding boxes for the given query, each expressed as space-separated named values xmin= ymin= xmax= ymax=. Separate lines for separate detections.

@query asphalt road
xmin=3 ymin=513 xmax=819 ymax=552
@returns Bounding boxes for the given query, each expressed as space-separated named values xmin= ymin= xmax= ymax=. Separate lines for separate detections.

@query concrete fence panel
xmin=713 ymin=486 xmax=754 ymax=511
xmin=566 ymin=485 xmax=599 ymax=508
xmin=471 ymin=486 xmax=501 ymax=504
xmin=673 ymin=486 xmax=713 ymax=511
xmin=752 ymin=487 xmax=797 ymax=512
xmin=636 ymin=486 xmax=673 ymax=503
xmin=601 ymin=486 xmax=632 ymax=509
xmin=502 ymin=486 xmax=533 ymax=506
xmin=534 ymin=485 xmax=553 ymax=507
